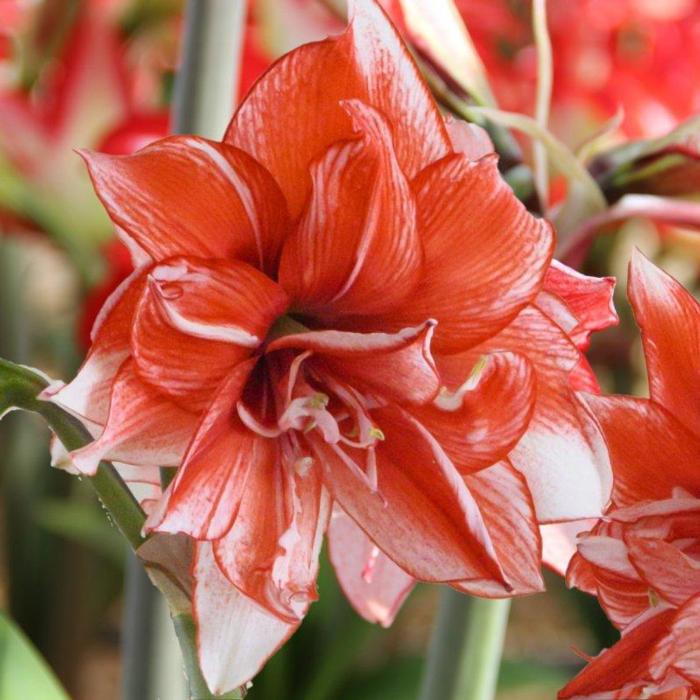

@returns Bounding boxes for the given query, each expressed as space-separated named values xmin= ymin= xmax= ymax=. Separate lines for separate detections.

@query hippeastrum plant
xmin=0 ymin=0 xmax=617 ymax=696
xmin=559 ymin=251 xmax=700 ymax=699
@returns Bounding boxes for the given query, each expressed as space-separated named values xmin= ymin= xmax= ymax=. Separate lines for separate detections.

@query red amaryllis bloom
xmin=46 ymin=1 xmax=612 ymax=692
xmin=415 ymin=0 xmax=700 ymax=138
xmin=560 ymin=251 xmax=700 ymax=699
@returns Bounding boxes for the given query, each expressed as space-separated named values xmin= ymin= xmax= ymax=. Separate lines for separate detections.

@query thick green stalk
xmin=0 ymin=359 xmax=146 ymax=549
xmin=419 ymin=590 xmax=510 ymax=700
xmin=532 ymin=0 xmax=553 ymax=213
xmin=172 ymin=0 xmax=248 ymax=138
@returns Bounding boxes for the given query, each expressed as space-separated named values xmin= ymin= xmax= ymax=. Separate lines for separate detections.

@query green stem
xmin=173 ymin=615 xmax=244 ymax=700
xmin=0 ymin=359 xmax=145 ymax=549
xmin=172 ymin=0 xmax=248 ymax=139
xmin=419 ymin=590 xmax=510 ymax=700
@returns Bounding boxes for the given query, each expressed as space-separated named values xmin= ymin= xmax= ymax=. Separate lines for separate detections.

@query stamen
xmin=294 ymin=456 xmax=313 ymax=477
xmin=306 ymin=392 xmax=330 ymax=410
xmin=434 ymin=355 xmax=490 ymax=411
xmin=369 ymin=427 xmax=385 ymax=441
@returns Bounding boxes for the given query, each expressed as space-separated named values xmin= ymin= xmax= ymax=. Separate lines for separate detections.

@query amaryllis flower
xmin=560 ymin=251 xmax=700 ymax=699
xmin=46 ymin=1 xmax=611 ymax=692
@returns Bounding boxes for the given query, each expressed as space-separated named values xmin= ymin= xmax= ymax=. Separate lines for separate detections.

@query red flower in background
xmin=45 ymin=1 xmax=614 ymax=692
xmin=422 ymin=0 xmax=700 ymax=138
xmin=560 ymin=252 xmax=700 ymax=699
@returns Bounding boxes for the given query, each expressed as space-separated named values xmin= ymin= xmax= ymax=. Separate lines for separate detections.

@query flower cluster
xmin=43 ymin=0 xmax=620 ymax=693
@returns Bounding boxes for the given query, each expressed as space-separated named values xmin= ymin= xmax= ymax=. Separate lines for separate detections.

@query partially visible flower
xmin=47 ymin=1 xmax=612 ymax=692
xmin=0 ymin=3 xmax=169 ymax=268
xmin=560 ymin=251 xmax=700 ymax=699
xmin=393 ymin=0 xmax=700 ymax=139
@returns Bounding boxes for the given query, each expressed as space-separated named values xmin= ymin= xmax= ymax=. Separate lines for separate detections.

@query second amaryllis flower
xmin=46 ymin=0 xmax=612 ymax=693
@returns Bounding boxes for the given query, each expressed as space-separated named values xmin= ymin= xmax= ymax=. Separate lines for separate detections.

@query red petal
xmin=542 ymin=260 xmax=618 ymax=352
xmin=68 ymin=359 xmax=196 ymax=475
xmin=629 ymin=250 xmax=700 ymax=437
xmin=445 ymin=116 xmax=495 ymax=159
xmin=440 ymin=306 xmax=612 ymax=521
xmin=582 ymin=396 xmax=700 ymax=507
xmin=410 ymin=351 xmax=535 ymax=474
xmin=278 ymin=101 xmax=421 ymax=316
xmin=81 ymin=136 xmax=289 ymax=271
xmin=270 ymin=322 xmax=440 ymax=405
xmin=626 ymin=535 xmax=700 ymax=609
xmin=651 ymin=595 xmax=700 ymax=694
xmin=309 ymin=405 xmax=505 ymax=584
xmin=47 ymin=269 xmax=146 ymax=426
xmin=454 ymin=460 xmax=544 ymax=596
xmin=226 ymin=0 xmax=450 ymax=216
xmin=213 ymin=448 xmax=330 ymax=623
xmin=375 ymin=153 xmax=553 ymax=352
xmin=194 ymin=543 xmax=298 ymax=695
xmin=146 ymin=360 xmax=260 ymax=540
xmin=327 ymin=505 xmax=414 ymax=627
xmin=558 ymin=607 xmax=677 ymax=699
xmin=132 ymin=257 xmax=286 ymax=412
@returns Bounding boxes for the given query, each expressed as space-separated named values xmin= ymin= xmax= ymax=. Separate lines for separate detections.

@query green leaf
xmin=0 ymin=612 xmax=70 ymax=700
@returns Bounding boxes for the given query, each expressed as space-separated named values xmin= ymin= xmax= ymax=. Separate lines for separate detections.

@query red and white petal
xmin=310 ymin=405 xmax=505 ymax=585
xmin=81 ymin=136 xmax=289 ymax=270
xmin=147 ymin=257 xmax=288 ymax=343
xmin=46 ymin=269 xmax=146 ymax=426
xmin=213 ymin=450 xmax=330 ymax=623
xmin=542 ymin=260 xmax=617 ymax=352
xmin=411 ymin=352 xmax=535 ymax=474
xmin=146 ymin=360 xmax=259 ymax=540
xmin=132 ymin=258 xmax=285 ymax=412
xmin=541 ymin=520 xmax=596 ymax=576
xmin=279 ymin=101 xmax=421 ymax=317
xmin=440 ymin=306 xmax=612 ymax=521
xmin=327 ymin=505 xmax=414 ymax=627
xmin=68 ymin=360 xmax=197 ymax=475
xmin=226 ymin=0 xmax=450 ymax=216
xmin=454 ymin=460 xmax=543 ymax=596
xmin=582 ymin=396 xmax=700 ymax=507
xmin=271 ymin=322 xmax=439 ymax=405
xmin=628 ymin=250 xmax=700 ymax=437
xmin=375 ymin=153 xmax=553 ymax=352
xmin=194 ymin=543 xmax=298 ymax=696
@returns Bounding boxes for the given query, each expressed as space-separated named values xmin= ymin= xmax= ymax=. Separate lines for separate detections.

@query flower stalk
xmin=0 ymin=358 xmax=146 ymax=548
xmin=419 ymin=589 xmax=510 ymax=700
